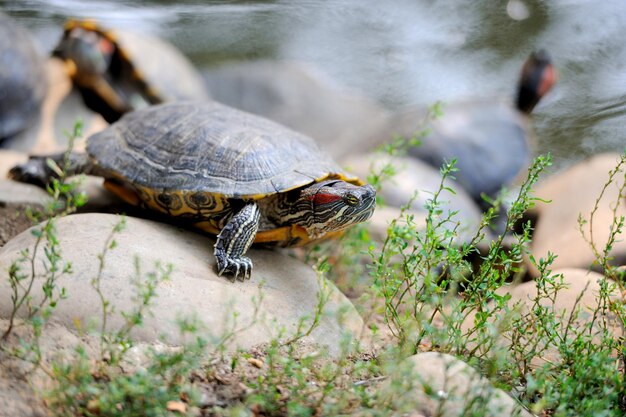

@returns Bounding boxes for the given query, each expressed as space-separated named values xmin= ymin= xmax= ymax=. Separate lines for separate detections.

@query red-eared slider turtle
xmin=52 ymin=19 xmax=209 ymax=123
xmin=393 ymin=50 xmax=556 ymax=202
xmin=0 ymin=12 xmax=47 ymax=146
xmin=9 ymin=101 xmax=376 ymax=279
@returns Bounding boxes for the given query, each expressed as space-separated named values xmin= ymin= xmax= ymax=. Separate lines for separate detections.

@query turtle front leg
xmin=214 ymin=202 xmax=260 ymax=280
xmin=8 ymin=153 xmax=93 ymax=187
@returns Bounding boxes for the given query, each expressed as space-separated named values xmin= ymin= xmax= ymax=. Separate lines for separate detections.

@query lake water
xmin=2 ymin=0 xmax=626 ymax=172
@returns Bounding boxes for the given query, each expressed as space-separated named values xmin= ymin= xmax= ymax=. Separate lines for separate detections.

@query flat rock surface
xmin=0 ymin=213 xmax=365 ymax=356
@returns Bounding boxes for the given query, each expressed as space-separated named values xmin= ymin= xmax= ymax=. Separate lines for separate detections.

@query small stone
xmin=247 ymin=358 xmax=264 ymax=368
xmin=166 ymin=401 xmax=187 ymax=413
xmin=380 ymin=352 xmax=533 ymax=417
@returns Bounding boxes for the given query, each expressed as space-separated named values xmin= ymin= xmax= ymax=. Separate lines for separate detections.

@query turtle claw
xmin=216 ymin=255 xmax=253 ymax=281
xmin=8 ymin=158 xmax=50 ymax=187
xmin=213 ymin=202 xmax=260 ymax=281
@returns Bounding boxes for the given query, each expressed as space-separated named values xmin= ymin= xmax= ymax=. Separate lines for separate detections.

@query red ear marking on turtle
xmin=307 ymin=193 xmax=342 ymax=205
xmin=538 ymin=64 xmax=556 ymax=98
xmin=98 ymin=37 xmax=115 ymax=55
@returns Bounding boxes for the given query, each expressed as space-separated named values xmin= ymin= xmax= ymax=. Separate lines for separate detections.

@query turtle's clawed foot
xmin=216 ymin=255 xmax=253 ymax=281
xmin=213 ymin=202 xmax=260 ymax=281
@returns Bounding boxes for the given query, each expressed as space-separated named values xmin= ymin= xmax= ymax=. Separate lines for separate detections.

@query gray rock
xmin=0 ymin=12 xmax=47 ymax=149
xmin=0 ymin=213 xmax=364 ymax=356
xmin=380 ymin=351 xmax=533 ymax=417
xmin=0 ymin=178 xmax=50 ymax=207
xmin=386 ymin=100 xmax=532 ymax=201
xmin=528 ymin=153 xmax=626 ymax=277
xmin=203 ymin=60 xmax=390 ymax=159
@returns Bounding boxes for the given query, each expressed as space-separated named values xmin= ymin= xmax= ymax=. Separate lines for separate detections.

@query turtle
xmin=389 ymin=50 xmax=556 ymax=203
xmin=0 ymin=12 xmax=47 ymax=146
xmin=9 ymin=101 xmax=377 ymax=280
xmin=52 ymin=19 xmax=209 ymax=124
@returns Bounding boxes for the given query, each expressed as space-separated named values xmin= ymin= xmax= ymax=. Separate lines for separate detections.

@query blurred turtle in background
xmin=52 ymin=19 xmax=209 ymax=123
xmin=390 ymin=50 xmax=556 ymax=205
xmin=0 ymin=12 xmax=47 ymax=148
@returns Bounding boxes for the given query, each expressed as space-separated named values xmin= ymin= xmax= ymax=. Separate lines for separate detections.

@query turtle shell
xmin=0 ymin=13 xmax=47 ymax=142
xmin=87 ymin=101 xmax=362 ymax=199
xmin=54 ymin=19 xmax=209 ymax=122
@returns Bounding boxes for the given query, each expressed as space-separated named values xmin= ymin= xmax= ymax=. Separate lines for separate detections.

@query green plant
xmin=2 ymin=121 xmax=87 ymax=360
xmin=5 ymin=115 xmax=626 ymax=417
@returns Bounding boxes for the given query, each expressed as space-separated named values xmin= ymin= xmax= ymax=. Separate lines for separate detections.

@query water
xmin=2 ymin=0 xmax=626 ymax=172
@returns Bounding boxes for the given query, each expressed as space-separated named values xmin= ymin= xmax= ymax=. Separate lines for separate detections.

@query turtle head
xmin=53 ymin=26 xmax=115 ymax=81
xmin=516 ymin=49 xmax=556 ymax=114
xmin=299 ymin=179 xmax=376 ymax=238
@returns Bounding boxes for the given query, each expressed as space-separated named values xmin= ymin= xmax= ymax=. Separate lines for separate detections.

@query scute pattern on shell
xmin=87 ymin=101 xmax=359 ymax=197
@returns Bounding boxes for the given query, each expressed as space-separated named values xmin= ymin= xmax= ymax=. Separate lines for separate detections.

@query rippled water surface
xmin=2 ymin=0 xmax=626 ymax=171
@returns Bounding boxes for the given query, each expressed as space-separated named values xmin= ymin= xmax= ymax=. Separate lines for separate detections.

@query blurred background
xmin=2 ymin=0 xmax=625 ymax=172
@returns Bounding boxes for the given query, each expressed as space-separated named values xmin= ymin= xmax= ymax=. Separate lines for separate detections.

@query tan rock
xmin=0 ymin=150 xmax=28 ymax=178
xmin=0 ymin=213 xmax=365 ymax=357
xmin=4 ymin=58 xmax=108 ymax=154
xmin=528 ymin=153 xmax=626 ymax=277
xmin=380 ymin=351 xmax=533 ymax=417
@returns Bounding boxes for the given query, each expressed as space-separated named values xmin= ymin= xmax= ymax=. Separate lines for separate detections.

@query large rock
xmin=203 ymin=60 xmax=390 ymax=159
xmin=528 ymin=153 xmax=626 ymax=277
xmin=0 ymin=213 xmax=364 ymax=356
xmin=380 ymin=351 xmax=533 ymax=417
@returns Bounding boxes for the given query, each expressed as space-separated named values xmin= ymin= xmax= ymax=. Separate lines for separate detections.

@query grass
xmin=1 ymin=118 xmax=625 ymax=416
